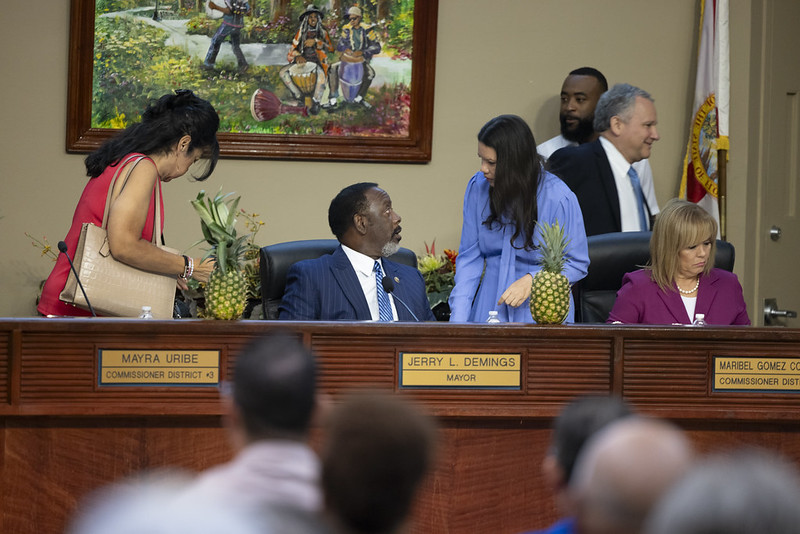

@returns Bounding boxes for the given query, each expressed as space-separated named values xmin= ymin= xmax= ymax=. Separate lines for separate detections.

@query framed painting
xmin=66 ymin=0 xmax=438 ymax=162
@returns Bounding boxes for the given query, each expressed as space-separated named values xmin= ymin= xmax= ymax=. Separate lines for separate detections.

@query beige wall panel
xmin=0 ymin=0 xmax=755 ymax=317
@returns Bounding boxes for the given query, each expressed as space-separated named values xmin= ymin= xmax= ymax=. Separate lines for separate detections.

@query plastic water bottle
xmin=139 ymin=306 xmax=154 ymax=319
xmin=692 ymin=313 xmax=707 ymax=326
xmin=486 ymin=310 xmax=501 ymax=324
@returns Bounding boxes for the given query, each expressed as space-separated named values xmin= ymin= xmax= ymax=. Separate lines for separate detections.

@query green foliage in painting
xmin=90 ymin=2 xmax=417 ymax=135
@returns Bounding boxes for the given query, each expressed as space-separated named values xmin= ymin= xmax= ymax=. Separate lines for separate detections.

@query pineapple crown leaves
xmin=536 ymin=220 xmax=570 ymax=274
xmin=190 ymin=188 xmax=251 ymax=274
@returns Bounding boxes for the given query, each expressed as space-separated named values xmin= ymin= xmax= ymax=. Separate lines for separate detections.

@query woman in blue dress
xmin=448 ymin=115 xmax=589 ymax=323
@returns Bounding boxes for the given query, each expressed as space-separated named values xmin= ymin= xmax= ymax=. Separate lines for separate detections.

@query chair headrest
xmin=260 ymin=240 xmax=340 ymax=300
xmin=583 ymin=231 xmax=652 ymax=291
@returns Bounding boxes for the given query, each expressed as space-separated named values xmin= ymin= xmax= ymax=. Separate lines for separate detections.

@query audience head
xmin=321 ymin=392 xmax=437 ymax=534
xmin=649 ymin=198 xmax=718 ymax=292
xmin=570 ymin=416 xmax=693 ymax=534
xmin=85 ymin=89 xmax=220 ymax=180
xmin=545 ymin=395 xmax=634 ymax=489
xmin=67 ymin=471 xmax=264 ymax=534
xmin=231 ymin=332 xmax=317 ymax=442
xmin=328 ymin=182 xmax=403 ymax=259
xmin=646 ymin=448 xmax=800 ymax=534
xmin=594 ymin=83 xmax=659 ymax=164
xmin=477 ymin=114 xmax=541 ymax=250
xmin=560 ymin=67 xmax=609 ymax=144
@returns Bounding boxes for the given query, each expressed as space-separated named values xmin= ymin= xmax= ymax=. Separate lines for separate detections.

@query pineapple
xmin=530 ymin=221 xmax=571 ymax=324
xmin=191 ymin=189 xmax=250 ymax=320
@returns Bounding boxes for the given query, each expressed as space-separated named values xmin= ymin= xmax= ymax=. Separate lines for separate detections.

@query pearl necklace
xmin=677 ymin=277 xmax=700 ymax=295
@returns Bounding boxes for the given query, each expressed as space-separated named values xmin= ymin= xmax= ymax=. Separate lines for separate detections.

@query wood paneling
xmin=2 ymin=319 xmax=800 ymax=533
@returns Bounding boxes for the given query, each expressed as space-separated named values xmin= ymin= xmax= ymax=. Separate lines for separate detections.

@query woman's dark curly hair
xmin=85 ymin=89 xmax=220 ymax=180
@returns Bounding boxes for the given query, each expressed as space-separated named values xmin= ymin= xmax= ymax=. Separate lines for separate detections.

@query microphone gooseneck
xmin=57 ymin=240 xmax=97 ymax=317
xmin=381 ymin=276 xmax=420 ymax=322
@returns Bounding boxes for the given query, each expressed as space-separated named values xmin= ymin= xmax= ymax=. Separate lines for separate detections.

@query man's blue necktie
xmin=628 ymin=166 xmax=648 ymax=231
xmin=374 ymin=261 xmax=393 ymax=322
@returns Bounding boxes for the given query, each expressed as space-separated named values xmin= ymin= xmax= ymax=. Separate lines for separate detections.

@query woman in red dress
xmin=38 ymin=90 xmax=220 ymax=317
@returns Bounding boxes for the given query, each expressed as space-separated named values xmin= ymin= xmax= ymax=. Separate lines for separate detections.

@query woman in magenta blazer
xmin=608 ymin=199 xmax=750 ymax=325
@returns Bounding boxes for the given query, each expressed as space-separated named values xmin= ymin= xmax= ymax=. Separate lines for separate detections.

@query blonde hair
xmin=649 ymin=199 xmax=717 ymax=292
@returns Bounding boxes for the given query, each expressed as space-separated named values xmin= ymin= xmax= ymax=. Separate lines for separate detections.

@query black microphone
xmin=382 ymin=276 xmax=420 ymax=322
xmin=58 ymin=241 xmax=97 ymax=317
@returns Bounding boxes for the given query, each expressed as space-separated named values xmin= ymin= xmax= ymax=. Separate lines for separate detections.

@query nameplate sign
xmin=98 ymin=350 xmax=220 ymax=386
xmin=713 ymin=356 xmax=800 ymax=392
xmin=399 ymin=353 xmax=521 ymax=389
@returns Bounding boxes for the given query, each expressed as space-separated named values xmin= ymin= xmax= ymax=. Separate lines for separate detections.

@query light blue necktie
xmin=374 ymin=261 xmax=393 ymax=322
xmin=628 ymin=166 xmax=648 ymax=231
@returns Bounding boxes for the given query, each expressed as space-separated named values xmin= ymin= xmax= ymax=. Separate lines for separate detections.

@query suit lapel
xmin=695 ymin=271 xmax=719 ymax=317
xmin=330 ymin=247 xmax=372 ymax=319
xmin=593 ymin=140 xmax=622 ymax=231
xmin=656 ymin=286 xmax=691 ymax=324
xmin=383 ymin=261 xmax=413 ymax=321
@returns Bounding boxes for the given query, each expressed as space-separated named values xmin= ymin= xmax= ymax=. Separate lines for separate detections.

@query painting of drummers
xmin=83 ymin=0 xmax=434 ymax=152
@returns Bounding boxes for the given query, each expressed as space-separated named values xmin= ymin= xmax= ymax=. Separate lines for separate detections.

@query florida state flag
xmin=680 ymin=0 xmax=729 ymax=236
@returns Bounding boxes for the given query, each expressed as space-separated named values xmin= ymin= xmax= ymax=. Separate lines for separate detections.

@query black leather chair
xmin=573 ymin=231 xmax=735 ymax=323
xmin=259 ymin=239 xmax=419 ymax=319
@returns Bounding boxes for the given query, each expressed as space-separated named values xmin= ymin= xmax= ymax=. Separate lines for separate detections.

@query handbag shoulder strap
xmin=101 ymin=155 xmax=163 ymax=246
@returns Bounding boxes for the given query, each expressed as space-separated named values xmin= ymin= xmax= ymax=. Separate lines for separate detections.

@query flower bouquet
xmin=418 ymin=241 xmax=457 ymax=320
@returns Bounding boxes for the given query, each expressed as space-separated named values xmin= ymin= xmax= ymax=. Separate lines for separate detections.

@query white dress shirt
xmin=681 ymin=294 xmax=697 ymax=321
xmin=341 ymin=244 xmax=398 ymax=321
xmin=599 ymin=136 xmax=657 ymax=231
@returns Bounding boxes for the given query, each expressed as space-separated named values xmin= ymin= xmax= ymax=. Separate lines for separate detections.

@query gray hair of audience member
xmin=645 ymin=448 xmax=800 ymax=534
xmin=570 ymin=416 xmax=693 ymax=534
xmin=551 ymin=395 xmax=633 ymax=484
xmin=67 ymin=470 xmax=264 ymax=534
xmin=233 ymin=332 xmax=317 ymax=440
xmin=593 ymin=83 xmax=654 ymax=133
xmin=321 ymin=392 xmax=437 ymax=534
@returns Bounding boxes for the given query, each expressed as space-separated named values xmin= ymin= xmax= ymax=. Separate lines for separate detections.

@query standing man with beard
xmin=279 ymin=182 xmax=435 ymax=321
xmin=538 ymin=67 xmax=608 ymax=159
xmin=548 ymin=83 xmax=661 ymax=236
xmin=538 ymin=69 xmax=658 ymax=231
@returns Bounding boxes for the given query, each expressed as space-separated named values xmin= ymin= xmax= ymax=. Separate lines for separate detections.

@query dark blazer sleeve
xmin=278 ymin=260 xmax=321 ymax=320
xmin=548 ymin=141 xmax=621 ymax=236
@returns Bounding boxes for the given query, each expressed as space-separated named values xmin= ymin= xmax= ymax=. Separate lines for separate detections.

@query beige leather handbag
xmin=60 ymin=155 xmax=177 ymax=318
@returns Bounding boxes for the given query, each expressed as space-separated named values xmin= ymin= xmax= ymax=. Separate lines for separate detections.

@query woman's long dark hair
xmin=478 ymin=114 xmax=542 ymax=250
xmin=84 ymin=89 xmax=220 ymax=180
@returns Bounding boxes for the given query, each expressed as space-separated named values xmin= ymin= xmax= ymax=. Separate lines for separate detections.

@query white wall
xmin=0 ymin=0 xmax=755 ymax=317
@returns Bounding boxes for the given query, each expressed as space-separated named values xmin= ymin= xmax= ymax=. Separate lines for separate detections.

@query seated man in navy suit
xmin=279 ymin=182 xmax=435 ymax=321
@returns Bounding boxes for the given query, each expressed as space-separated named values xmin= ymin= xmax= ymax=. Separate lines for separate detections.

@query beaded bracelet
xmin=180 ymin=255 xmax=194 ymax=280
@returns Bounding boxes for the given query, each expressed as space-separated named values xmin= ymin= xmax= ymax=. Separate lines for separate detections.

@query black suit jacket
xmin=547 ymin=139 xmax=623 ymax=236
